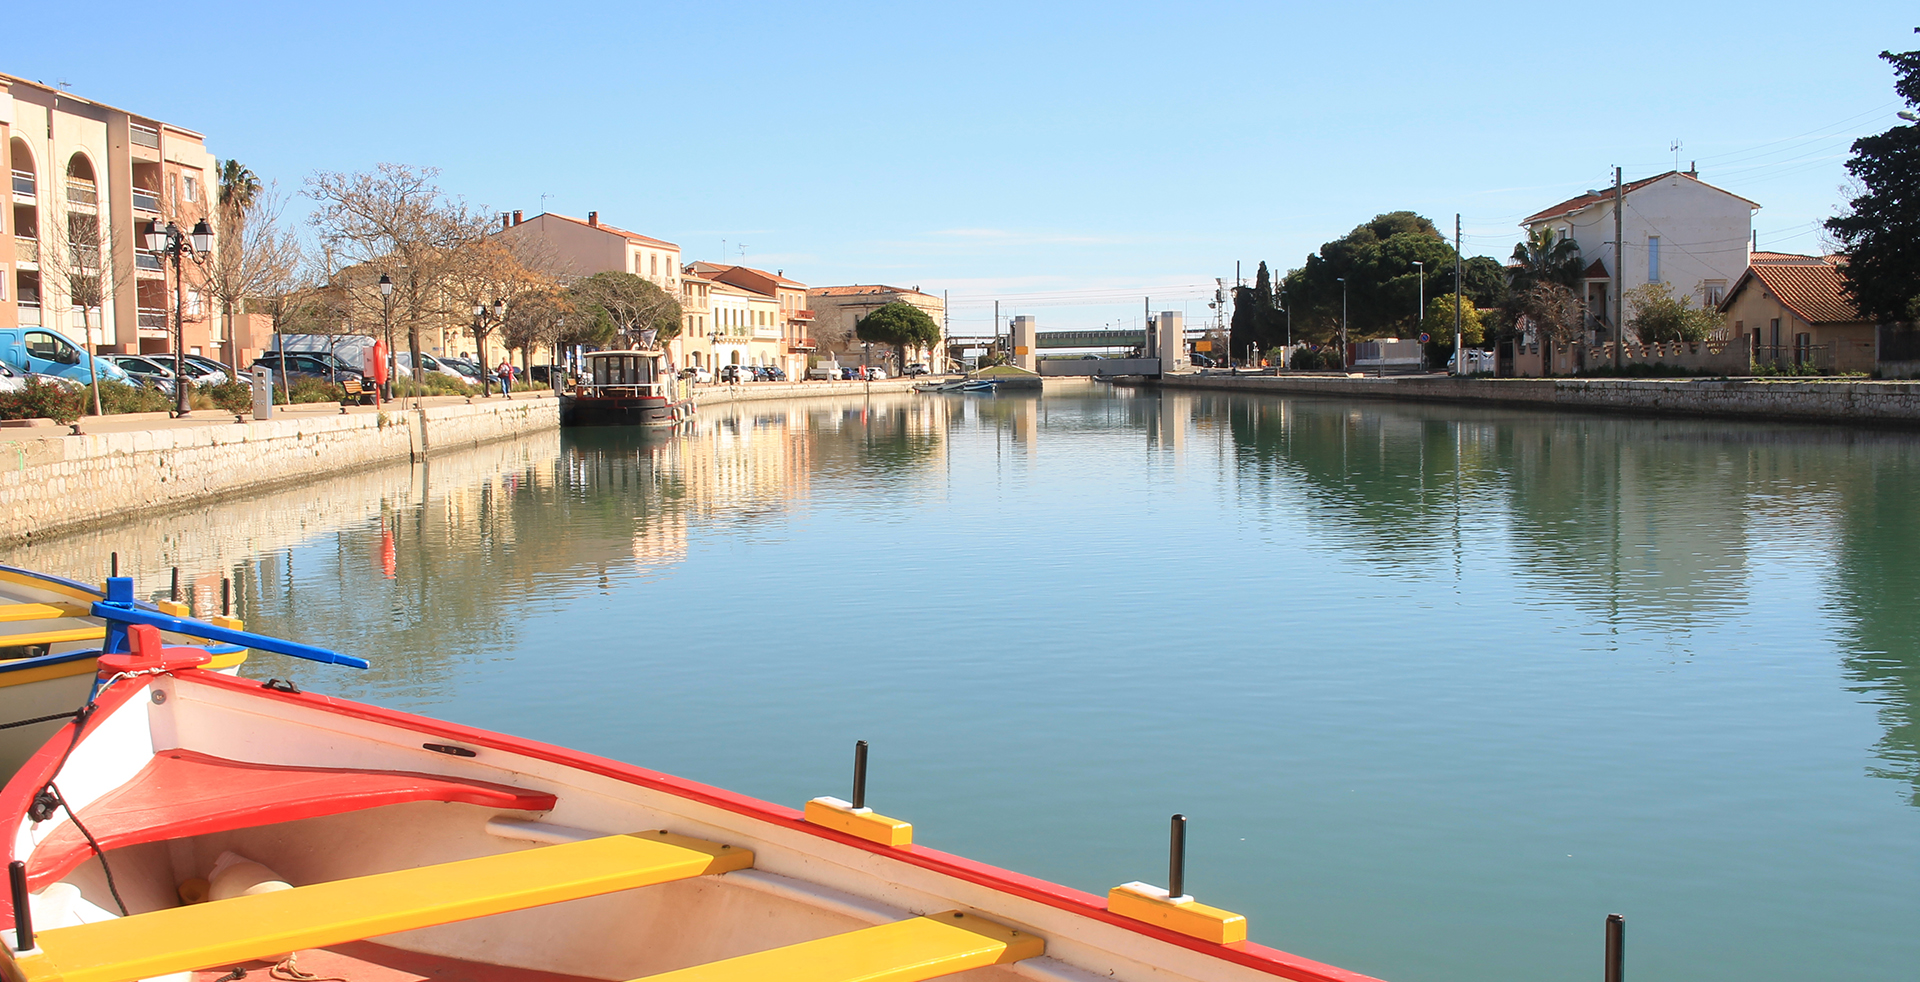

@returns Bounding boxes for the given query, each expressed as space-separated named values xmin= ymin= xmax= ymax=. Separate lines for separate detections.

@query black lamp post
xmin=472 ymin=298 xmax=503 ymax=396
xmin=143 ymin=218 xmax=213 ymax=415
xmin=378 ymin=273 xmax=395 ymax=398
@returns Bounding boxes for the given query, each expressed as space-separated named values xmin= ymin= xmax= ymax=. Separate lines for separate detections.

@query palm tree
xmin=213 ymin=161 xmax=262 ymax=370
xmin=1509 ymin=227 xmax=1583 ymax=294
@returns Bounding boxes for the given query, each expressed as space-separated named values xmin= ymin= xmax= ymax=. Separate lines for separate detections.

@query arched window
xmin=65 ymin=153 xmax=98 ymax=206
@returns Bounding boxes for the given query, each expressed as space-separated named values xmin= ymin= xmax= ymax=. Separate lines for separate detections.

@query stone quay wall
xmin=0 ymin=396 xmax=558 ymax=545
xmin=1152 ymin=374 xmax=1920 ymax=426
xmin=688 ymin=377 xmax=921 ymax=405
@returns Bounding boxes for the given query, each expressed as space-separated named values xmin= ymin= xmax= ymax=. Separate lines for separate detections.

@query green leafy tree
xmin=855 ymin=301 xmax=942 ymax=371
xmin=565 ymin=271 xmax=681 ymax=347
xmin=1419 ymin=294 xmax=1485 ymax=346
xmin=1625 ymin=282 xmax=1721 ymax=343
xmin=1279 ymin=211 xmax=1489 ymax=342
xmin=1826 ymin=30 xmax=1920 ymax=324
xmin=1231 ymin=261 xmax=1286 ymax=358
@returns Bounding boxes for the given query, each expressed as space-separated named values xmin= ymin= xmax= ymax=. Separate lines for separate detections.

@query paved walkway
xmin=58 ymin=394 xmax=545 ymax=436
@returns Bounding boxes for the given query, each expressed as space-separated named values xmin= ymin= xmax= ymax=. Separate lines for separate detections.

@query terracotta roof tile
xmin=541 ymin=212 xmax=679 ymax=250
xmin=808 ymin=284 xmax=929 ymax=297
xmin=1749 ymin=251 xmax=1829 ymax=266
xmin=1745 ymin=261 xmax=1861 ymax=324
xmin=1522 ymin=171 xmax=1760 ymax=226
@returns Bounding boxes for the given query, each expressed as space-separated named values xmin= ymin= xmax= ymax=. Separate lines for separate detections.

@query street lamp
xmin=1411 ymin=261 xmax=1425 ymax=329
xmin=472 ymin=298 xmax=504 ymax=396
xmin=1337 ymin=277 xmax=1348 ymax=369
xmin=142 ymin=218 xmax=213 ymax=415
xmin=377 ymin=273 xmax=395 ymax=399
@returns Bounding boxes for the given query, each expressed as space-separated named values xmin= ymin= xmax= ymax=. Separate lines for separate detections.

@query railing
xmin=13 ymin=237 xmax=37 ymax=263
xmin=789 ymin=337 xmax=817 ymax=352
xmin=66 ymin=180 xmax=98 ymax=206
xmin=138 ymin=308 xmax=169 ymax=331
xmin=133 ymin=188 xmax=161 ymax=213
xmin=16 ymin=301 xmax=40 ymax=326
xmin=136 ymin=251 xmax=163 ymax=272
xmin=753 ymin=327 xmax=781 ymax=340
xmin=789 ymin=309 xmax=815 ymax=321
xmin=10 ymin=170 xmax=34 ymax=198
xmin=129 ymin=123 xmax=160 ymax=149
xmin=68 ymin=245 xmax=100 ymax=270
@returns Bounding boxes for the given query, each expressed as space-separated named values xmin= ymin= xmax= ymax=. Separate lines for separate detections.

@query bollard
xmin=171 ymin=567 xmax=180 ymax=602
xmin=222 ymin=578 xmax=231 ymax=617
xmin=1604 ymin=914 xmax=1624 ymax=982
xmin=1169 ymin=814 xmax=1187 ymax=899
xmin=852 ymin=740 xmax=869 ymax=810
xmin=9 ymin=860 xmax=31 ymax=952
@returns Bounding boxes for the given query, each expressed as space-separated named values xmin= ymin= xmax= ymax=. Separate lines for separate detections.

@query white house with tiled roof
xmin=1522 ymin=169 xmax=1758 ymax=336
xmin=805 ymin=285 xmax=945 ymax=372
xmin=495 ymin=210 xmax=681 ymax=295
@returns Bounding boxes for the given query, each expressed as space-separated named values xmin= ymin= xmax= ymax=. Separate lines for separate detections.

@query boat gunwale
xmin=0 ymin=669 xmax=1380 ymax=982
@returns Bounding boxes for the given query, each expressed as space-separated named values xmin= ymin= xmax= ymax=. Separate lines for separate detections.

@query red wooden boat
xmin=0 ymin=578 xmax=1382 ymax=982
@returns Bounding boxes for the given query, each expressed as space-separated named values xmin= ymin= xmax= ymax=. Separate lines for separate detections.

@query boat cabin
xmin=580 ymin=350 xmax=666 ymax=397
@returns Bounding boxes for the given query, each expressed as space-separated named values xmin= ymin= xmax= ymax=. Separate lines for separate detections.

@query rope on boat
xmin=271 ymin=953 xmax=348 ymax=982
xmin=0 ymin=709 xmax=82 ymax=730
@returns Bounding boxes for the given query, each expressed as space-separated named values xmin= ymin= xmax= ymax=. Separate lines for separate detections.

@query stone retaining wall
xmin=688 ymin=378 xmax=921 ymax=405
xmin=0 ymin=397 xmax=558 ymax=545
xmin=1152 ymin=374 xmax=1920 ymax=426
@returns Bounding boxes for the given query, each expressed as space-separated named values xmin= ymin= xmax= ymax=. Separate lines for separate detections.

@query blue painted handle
xmin=91 ymin=600 xmax=370 ymax=670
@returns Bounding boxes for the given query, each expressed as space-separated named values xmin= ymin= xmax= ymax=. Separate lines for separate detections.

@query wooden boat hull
xmin=0 ymin=654 xmax=1383 ymax=982
xmin=0 ymin=566 xmax=245 ymax=781
xmin=558 ymin=393 xmax=690 ymax=428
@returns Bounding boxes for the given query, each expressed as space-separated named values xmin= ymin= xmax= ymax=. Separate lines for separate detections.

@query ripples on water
xmin=8 ymin=386 xmax=1917 ymax=982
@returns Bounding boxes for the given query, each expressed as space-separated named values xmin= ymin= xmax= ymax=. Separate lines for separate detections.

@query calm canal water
xmin=8 ymin=385 xmax=1917 ymax=982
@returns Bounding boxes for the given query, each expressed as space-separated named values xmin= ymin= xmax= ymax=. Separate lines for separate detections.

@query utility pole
xmin=1338 ymin=277 xmax=1348 ymax=368
xmin=1454 ymin=214 xmax=1464 ymax=376
xmin=1613 ymin=165 xmax=1624 ymax=371
xmin=994 ymin=299 xmax=999 ymax=364
xmin=1144 ymin=296 xmax=1152 ymax=360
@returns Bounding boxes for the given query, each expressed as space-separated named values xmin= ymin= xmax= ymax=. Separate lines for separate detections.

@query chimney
xmin=500 ymin=213 xmax=510 ymax=230
xmin=588 ymin=211 xmax=598 ymax=227
xmin=513 ymin=210 xmax=523 ymax=225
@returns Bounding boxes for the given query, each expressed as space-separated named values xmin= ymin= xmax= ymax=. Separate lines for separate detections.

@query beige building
xmin=805 ymin=284 xmax=944 ymax=371
xmin=496 ymin=210 xmax=681 ymax=294
xmin=2 ymin=74 xmax=217 ymax=358
xmin=1719 ymin=253 xmax=1873 ymax=373
xmin=678 ymin=262 xmax=812 ymax=378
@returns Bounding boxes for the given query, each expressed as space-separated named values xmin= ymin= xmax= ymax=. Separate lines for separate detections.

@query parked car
xmin=102 ymin=355 xmax=181 ymax=396
xmin=251 ymin=352 xmax=365 ymax=386
xmin=720 ymin=365 xmax=755 ymax=383
xmin=1190 ymin=352 xmax=1216 ymax=368
xmin=903 ymin=363 xmax=929 ymax=377
xmin=862 ymin=366 xmax=887 ymax=380
xmin=805 ymin=364 xmax=838 ymax=380
xmin=0 ymin=361 xmax=21 ymax=394
xmin=150 ymin=353 xmax=232 ymax=386
xmin=679 ymin=366 xmax=714 ymax=384
xmin=760 ymin=366 xmax=787 ymax=382
xmin=439 ymin=357 xmax=487 ymax=385
xmin=0 ymin=326 xmax=132 ymax=387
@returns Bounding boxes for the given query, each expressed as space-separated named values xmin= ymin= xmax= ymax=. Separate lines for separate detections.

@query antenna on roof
xmin=1670 ymin=139 xmax=1683 ymax=171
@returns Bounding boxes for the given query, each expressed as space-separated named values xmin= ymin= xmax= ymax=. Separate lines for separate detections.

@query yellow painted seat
xmin=7 ymin=831 xmax=753 ymax=982
xmin=636 ymin=911 xmax=1043 ymax=982
xmin=0 ymin=628 xmax=104 ymax=649
xmin=0 ymin=604 xmax=88 ymax=624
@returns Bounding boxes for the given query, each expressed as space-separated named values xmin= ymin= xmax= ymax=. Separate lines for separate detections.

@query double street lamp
xmin=378 ymin=273 xmax=395 ymax=399
xmin=1337 ymin=276 xmax=1348 ymax=369
xmin=142 ymin=218 xmax=214 ymax=415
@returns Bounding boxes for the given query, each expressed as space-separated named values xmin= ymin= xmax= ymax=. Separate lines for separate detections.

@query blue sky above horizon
xmin=11 ymin=2 xmax=1913 ymax=333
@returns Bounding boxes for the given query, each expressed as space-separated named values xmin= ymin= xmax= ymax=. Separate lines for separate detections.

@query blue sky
xmin=12 ymin=2 xmax=1913 ymax=333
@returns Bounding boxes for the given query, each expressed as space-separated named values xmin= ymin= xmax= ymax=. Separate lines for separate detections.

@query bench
xmin=636 ymin=911 xmax=1043 ymax=982
xmin=340 ymin=377 xmax=374 ymax=405
xmin=13 ymin=831 xmax=753 ymax=982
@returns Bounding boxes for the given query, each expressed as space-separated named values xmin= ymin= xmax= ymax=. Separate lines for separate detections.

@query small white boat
xmin=0 ymin=581 xmax=1381 ymax=982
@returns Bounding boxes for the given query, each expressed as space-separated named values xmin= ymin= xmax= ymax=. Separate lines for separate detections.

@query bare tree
xmin=444 ymin=237 xmax=552 ymax=394
xmin=40 ymin=205 xmax=135 ymax=416
xmin=205 ymin=183 xmax=302 ymax=380
xmin=305 ymin=164 xmax=490 ymax=391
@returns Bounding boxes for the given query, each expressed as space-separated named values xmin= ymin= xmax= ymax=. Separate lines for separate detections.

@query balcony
xmin=133 ymin=188 xmax=161 ymax=213
xmin=16 ymin=301 xmax=40 ymax=327
xmin=130 ymin=123 xmax=160 ymax=149
xmin=138 ymin=308 xmax=169 ymax=331
xmin=10 ymin=170 xmax=34 ymax=199
xmin=789 ymin=337 xmax=817 ymax=352
xmin=66 ymin=180 xmax=98 ymax=206
xmin=68 ymin=245 xmax=100 ymax=271
xmin=136 ymin=251 xmax=164 ymax=274
xmin=13 ymin=237 xmax=37 ymax=264
xmin=788 ymin=309 xmax=815 ymax=322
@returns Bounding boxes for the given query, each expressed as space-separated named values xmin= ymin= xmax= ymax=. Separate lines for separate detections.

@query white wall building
xmin=1521 ymin=169 xmax=1758 ymax=334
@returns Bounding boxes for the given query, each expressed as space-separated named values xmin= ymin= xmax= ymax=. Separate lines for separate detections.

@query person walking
xmin=496 ymin=359 xmax=513 ymax=395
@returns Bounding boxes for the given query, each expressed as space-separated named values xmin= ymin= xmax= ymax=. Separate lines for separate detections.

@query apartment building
xmin=1 ymin=74 xmax=218 ymax=358
xmin=685 ymin=262 xmax=812 ymax=378
xmin=806 ymin=284 xmax=945 ymax=371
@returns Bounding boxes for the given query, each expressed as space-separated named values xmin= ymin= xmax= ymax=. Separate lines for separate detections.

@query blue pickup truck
xmin=0 ymin=326 xmax=131 ymax=385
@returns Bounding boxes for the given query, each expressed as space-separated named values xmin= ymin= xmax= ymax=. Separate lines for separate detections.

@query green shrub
xmin=1288 ymin=347 xmax=1345 ymax=371
xmin=204 ymin=380 xmax=253 ymax=413
xmin=92 ymin=380 xmax=172 ymax=415
xmin=288 ymin=378 xmax=345 ymax=403
xmin=393 ymin=372 xmax=476 ymax=397
xmin=0 ymin=378 xmax=83 ymax=424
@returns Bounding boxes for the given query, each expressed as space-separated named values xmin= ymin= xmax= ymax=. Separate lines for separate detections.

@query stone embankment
xmin=0 ymin=396 xmax=557 ymax=545
xmin=1154 ymin=373 xmax=1920 ymax=426
xmin=688 ymin=377 xmax=921 ymax=405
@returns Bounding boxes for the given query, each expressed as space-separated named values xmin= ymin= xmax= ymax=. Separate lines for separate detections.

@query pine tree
xmin=1826 ymin=30 xmax=1920 ymax=323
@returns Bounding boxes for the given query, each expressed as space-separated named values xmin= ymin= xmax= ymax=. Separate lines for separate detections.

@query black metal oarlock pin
xmin=852 ymin=740 xmax=869 ymax=809
xmin=222 ymin=577 xmax=232 ymax=617
xmin=1605 ymin=913 xmax=1624 ymax=982
xmin=10 ymin=859 xmax=32 ymax=952
xmin=171 ymin=567 xmax=181 ymax=602
xmin=110 ymin=552 xmax=118 ymax=578
xmin=1169 ymin=813 xmax=1188 ymax=899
